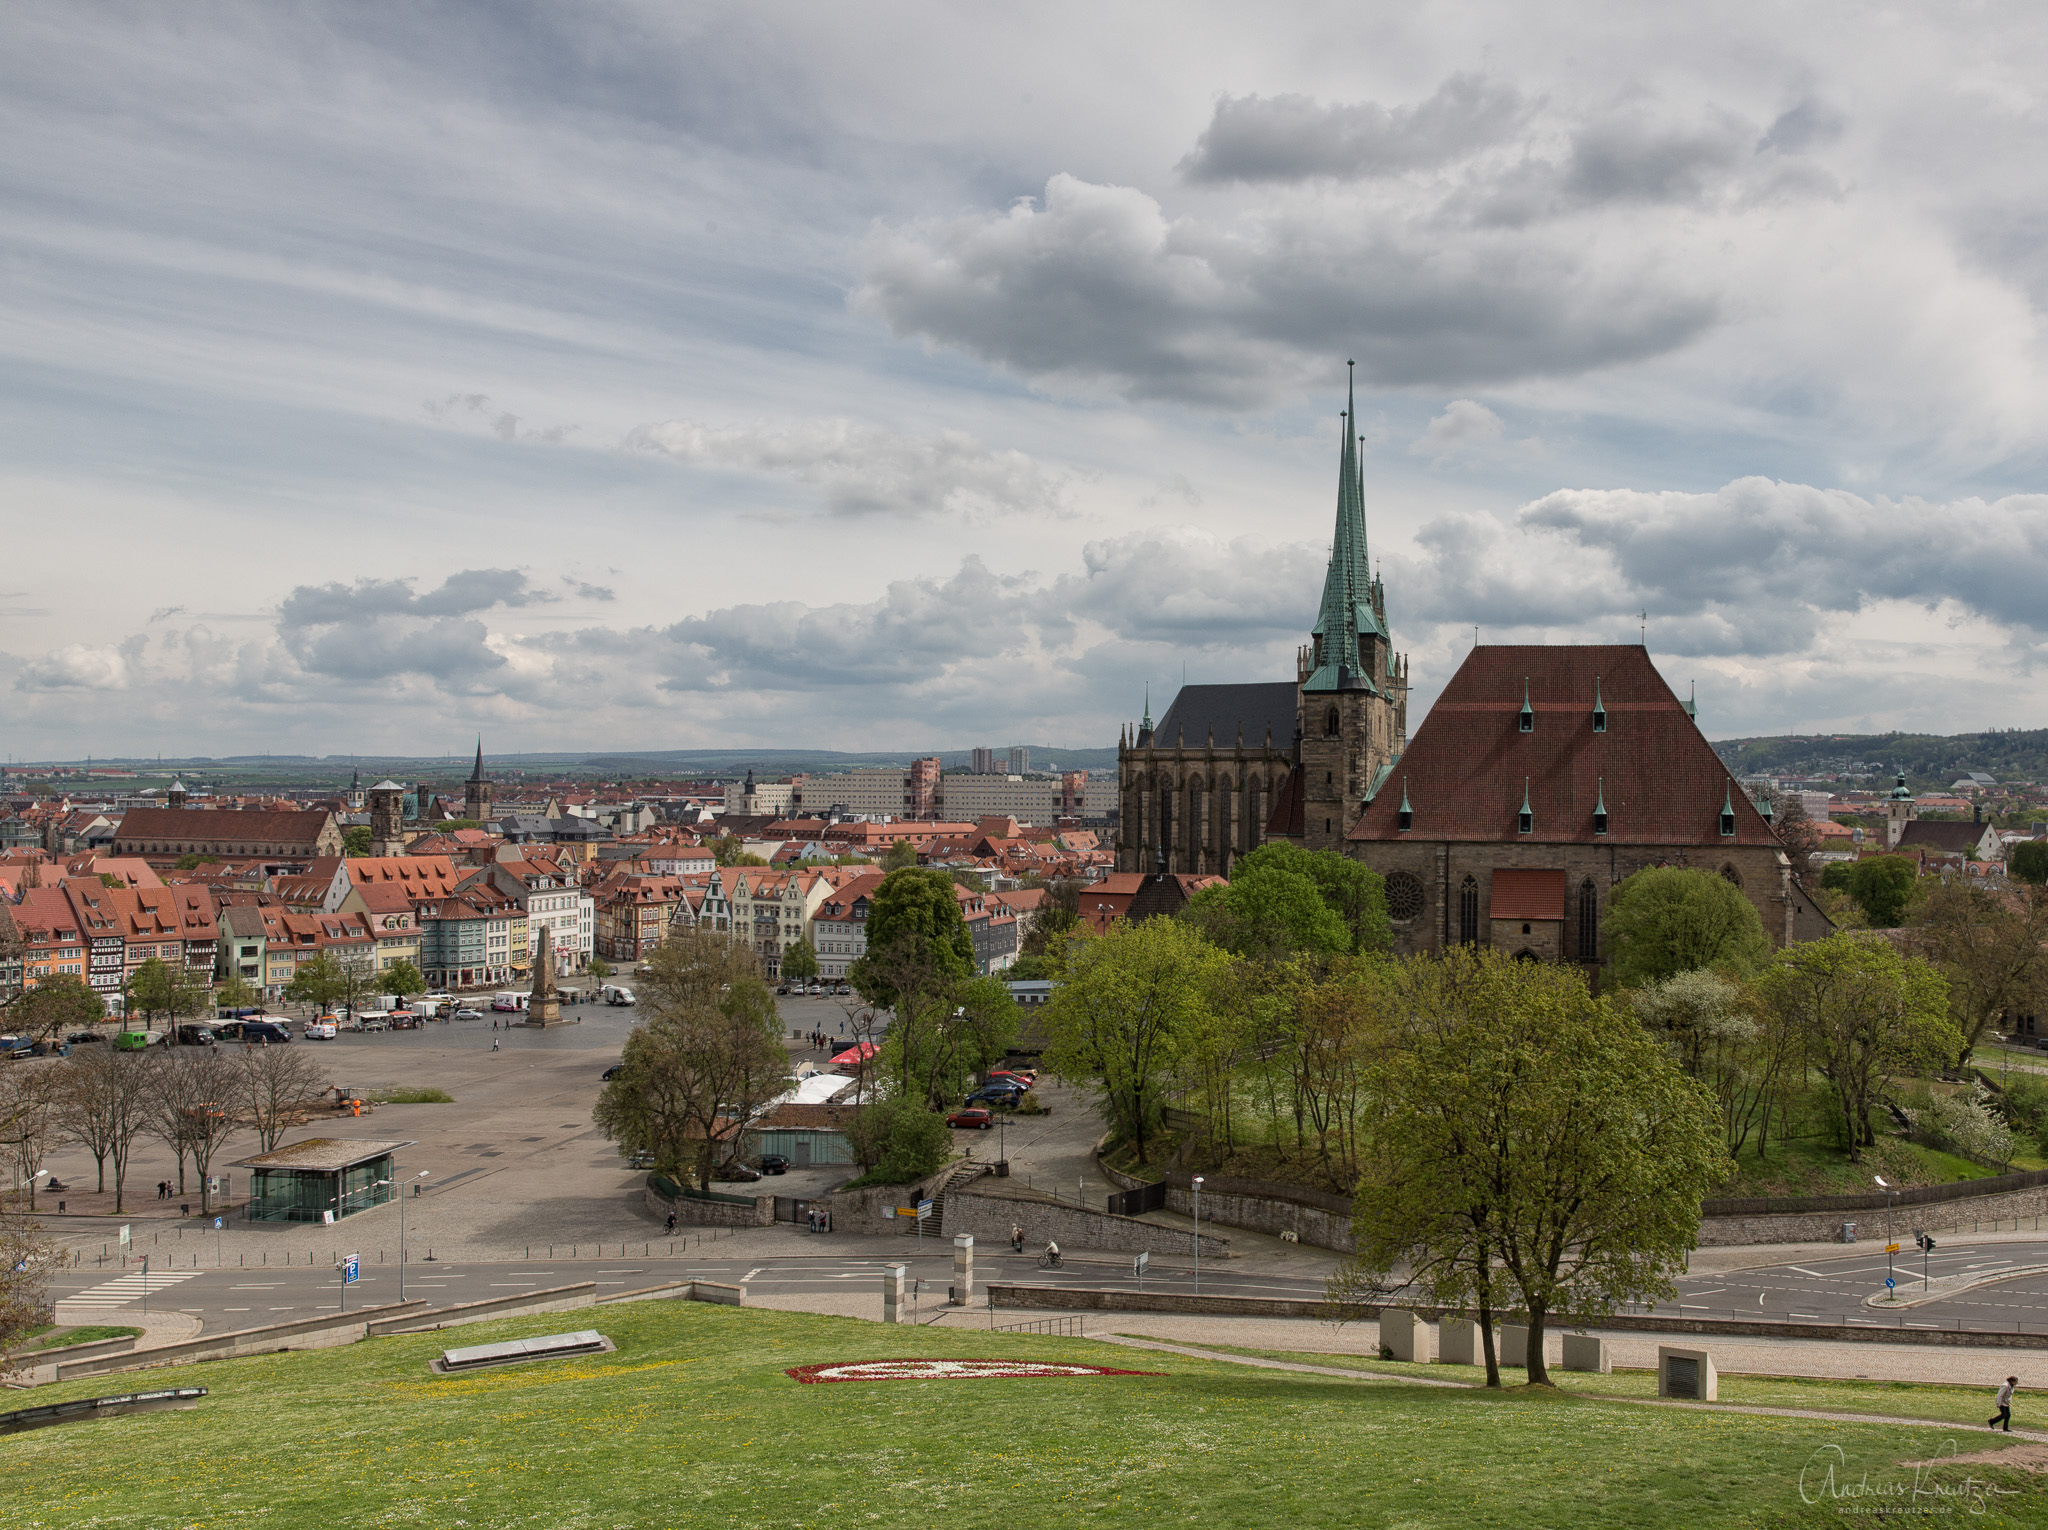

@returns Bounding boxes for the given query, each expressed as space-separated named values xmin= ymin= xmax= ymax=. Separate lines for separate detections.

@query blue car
xmin=965 ymin=1084 xmax=1023 ymax=1108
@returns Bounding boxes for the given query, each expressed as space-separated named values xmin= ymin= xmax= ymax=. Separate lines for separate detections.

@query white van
xmin=491 ymin=992 xmax=530 ymax=1012
xmin=600 ymin=985 xmax=636 ymax=1006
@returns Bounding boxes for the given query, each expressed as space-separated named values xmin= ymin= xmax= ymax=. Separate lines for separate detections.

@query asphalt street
xmin=1660 ymin=1238 xmax=2048 ymax=1332
xmin=48 ymin=1248 xmax=1324 ymax=1327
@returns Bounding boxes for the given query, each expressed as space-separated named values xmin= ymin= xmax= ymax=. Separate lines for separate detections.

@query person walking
xmin=665 ymin=1211 xmax=677 ymax=1234
xmin=492 ymin=1037 xmax=500 ymax=1052
xmin=1990 ymin=1376 xmax=2019 ymax=1431
xmin=1011 ymin=1223 xmax=1024 ymax=1254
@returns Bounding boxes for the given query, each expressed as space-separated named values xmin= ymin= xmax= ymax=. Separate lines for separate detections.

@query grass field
xmin=4 ymin=1304 xmax=2044 ymax=1528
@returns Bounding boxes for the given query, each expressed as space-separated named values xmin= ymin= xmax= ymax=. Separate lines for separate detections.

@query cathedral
xmin=1116 ymin=369 xmax=1409 ymax=874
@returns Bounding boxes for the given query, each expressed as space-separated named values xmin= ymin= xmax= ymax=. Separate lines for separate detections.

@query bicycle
xmin=1037 ymin=1250 xmax=1062 ymax=1270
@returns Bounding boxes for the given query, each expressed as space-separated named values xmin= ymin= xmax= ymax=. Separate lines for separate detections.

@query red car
xmin=947 ymin=1107 xmax=995 ymax=1130
xmin=987 ymin=1071 xmax=1036 ymax=1089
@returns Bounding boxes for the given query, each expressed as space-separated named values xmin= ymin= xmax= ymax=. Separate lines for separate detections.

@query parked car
xmin=303 ymin=1020 xmax=338 ymax=1040
xmin=173 ymin=1024 xmax=217 ymax=1046
xmin=602 ymin=1064 xmax=624 ymax=1081
xmin=452 ymin=1008 xmax=485 ymax=1021
xmin=833 ymin=983 xmax=851 ymax=995
xmin=776 ymin=982 xmax=792 ymax=995
xmin=756 ymin=1154 xmax=790 ymax=1174
xmin=114 ymin=1028 xmax=165 ymax=1050
xmin=713 ymin=1161 xmax=762 ymax=1183
xmin=0 ymin=1036 xmax=35 ymax=1060
xmin=628 ymin=1150 xmax=656 ymax=1170
xmin=965 ymin=1085 xmax=1023 ymax=1108
xmin=241 ymin=1020 xmax=292 ymax=1044
xmin=987 ymin=1070 xmax=1036 ymax=1088
xmin=65 ymin=1030 xmax=106 ymax=1046
xmin=946 ymin=1107 xmax=995 ymax=1130
xmin=216 ymin=1005 xmax=265 ymax=1021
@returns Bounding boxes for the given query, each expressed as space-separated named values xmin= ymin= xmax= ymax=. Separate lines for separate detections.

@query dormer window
xmin=1720 ymin=783 xmax=1737 ymax=838
xmin=1397 ymin=778 xmax=1413 ymax=832
xmin=1518 ymin=778 xmax=1533 ymax=835
xmin=1593 ymin=777 xmax=1608 ymax=836
xmin=1519 ymin=679 xmax=1534 ymax=733
xmin=1592 ymin=677 xmax=1606 ymax=734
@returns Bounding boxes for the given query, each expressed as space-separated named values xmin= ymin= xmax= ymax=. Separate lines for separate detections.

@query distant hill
xmin=1712 ymin=729 xmax=2048 ymax=788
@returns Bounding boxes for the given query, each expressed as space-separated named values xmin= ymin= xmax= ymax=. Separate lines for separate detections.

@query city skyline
xmin=8 ymin=3 xmax=2048 ymax=756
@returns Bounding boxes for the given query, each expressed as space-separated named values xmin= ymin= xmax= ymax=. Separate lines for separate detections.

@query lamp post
xmin=400 ymin=1171 xmax=429 ymax=1300
xmin=1192 ymin=1176 xmax=1204 ymax=1295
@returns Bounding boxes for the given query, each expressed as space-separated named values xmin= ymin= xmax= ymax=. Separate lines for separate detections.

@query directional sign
xmin=916 ymin=1199 xmax=933 ymax=1220
xmin=1885 ymin=1242 xmax=1901 ymax=1254
xmin=342 ymin=1254 xmax=360 ymax=1285
xmin=213 ymin=1217 xmax=223 ymax=1230
xmin=1885 ymin=1276 xmax=1897 ymax=1291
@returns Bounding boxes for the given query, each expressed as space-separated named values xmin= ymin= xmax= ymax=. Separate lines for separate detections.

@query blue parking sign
xmin=343 ymin=1254 xmax=360 ymax=1285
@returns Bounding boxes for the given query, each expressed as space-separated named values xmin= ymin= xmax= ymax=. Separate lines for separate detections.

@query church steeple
xmin=1304 ymin=361 xmax=1388 ymax=695
xmin=469 ymin=738 xmax=485 ymax=783
xmin=463 ymin=736 xmax=492 ymax=824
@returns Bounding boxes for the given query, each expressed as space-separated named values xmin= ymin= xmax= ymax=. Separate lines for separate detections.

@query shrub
xmin=373 ymin=1087 xmax=453 ymax=1104
xmin=844 ymin=1096 xmax=950 ymax=1183
xmin=1910 ymin=1084 xmax=2015 ymax=1169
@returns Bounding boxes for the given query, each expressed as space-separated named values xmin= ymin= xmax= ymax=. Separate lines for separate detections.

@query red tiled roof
xmin=1349 ymin=645 xmax=1781 ymax=848
xmin=1489 ymin=868 xmax=1566 ymax=921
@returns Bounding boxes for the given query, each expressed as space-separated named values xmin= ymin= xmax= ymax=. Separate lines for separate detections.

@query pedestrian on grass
xmin=1991 ymin=1376 xmax=2019 ymax=1431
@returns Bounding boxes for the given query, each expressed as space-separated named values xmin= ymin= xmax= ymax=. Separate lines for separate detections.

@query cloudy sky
xmin=7 ymin=2 xmax=2048 ymax=760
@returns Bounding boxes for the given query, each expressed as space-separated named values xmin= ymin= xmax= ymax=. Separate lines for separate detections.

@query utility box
xmin=1380 ymin=1308 xmax=1435 ymax=1363
xmin=1658 ymin=1346 xmax=1717 ymax=1401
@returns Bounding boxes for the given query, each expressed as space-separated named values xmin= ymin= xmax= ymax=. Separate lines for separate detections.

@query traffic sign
xmin=916 ymin=1199 xmax=933 ymax=1220
xmin=1885 ymin=1242 xmax=1901 ymax=1254
xmin=342 ymin=1254 xmax=360 ymax=1285
xmin=118 ymin=1224 xmax=131 ymax=1248
xmin=213 ymin=1217 xmax=223 ymax=1230
xmin=1885 ymin=1276 xmax=1897 ymax=1291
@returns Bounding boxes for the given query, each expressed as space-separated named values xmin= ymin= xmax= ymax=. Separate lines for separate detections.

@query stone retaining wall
xmin=947 ymin=1188 xmax=1229 ymax=1257
xmin=366 ymin=1283 xmax=596 ymax=1336
xmin=1097 ymin=1157 xmax=1354 ymax=1251
xmin=55 ymin=1300 xmax=429 ymax=1380
xmin=1697 ymin=1184 xmax=2048 ymax=1246
xmin=642 ymin=1182 xmax=773 ymax=1228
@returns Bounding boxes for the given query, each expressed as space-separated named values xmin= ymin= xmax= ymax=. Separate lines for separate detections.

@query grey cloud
xmin=278 ymin=569 xmax=553 ymax=629
xmin=1055 ymin=532 xmax=1322 ymax=646
xmin=627 ymin=418 xmax=1072 ymax=519
xmin=148 ymin=606 xmax=186 ymax=623
xmin=858 ymin=174 xmax=1717 ymax=404
xmin=1561 ymin=111 xmax=1749 ymax=207
xmin=1178 ymin=75 xmax=1525 ymax=184
xmin=273 ymin=569 xmax=557 ymax=686
xmin=1411 ymin=400 xmax=1504 ymax=463
xmin=1758 ymin=100 xmax=1845 ymax=156
xmin=562 ymin=578 xmax=616 ymax=601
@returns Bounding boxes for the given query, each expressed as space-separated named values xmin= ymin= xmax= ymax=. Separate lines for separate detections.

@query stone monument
xmin=526 ymin=923 xmax=565 ymax=1027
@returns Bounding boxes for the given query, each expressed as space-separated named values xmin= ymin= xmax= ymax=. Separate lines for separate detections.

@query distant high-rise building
xmin=1007 ymin=745 xmax=1030 ymax=775
xmin=971 ymin=747 xmax=997 ymax=775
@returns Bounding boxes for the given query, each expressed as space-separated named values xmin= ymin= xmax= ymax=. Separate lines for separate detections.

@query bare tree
xmin=151 ymin=1048 xmax=243 ymax=1210
xmin=0 ymin=1186 xmax=57 ymax=1379
xmin=0 ymin=1062 xmax=66 ymax=1212
xmin=58 ymin=1048 xmax=158 ymax=1213
xmin=240 ymin=1045 xmax=329 ymax=1154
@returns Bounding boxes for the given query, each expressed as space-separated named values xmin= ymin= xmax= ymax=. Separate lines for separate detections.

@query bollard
xmin=950 ymin=1234 xmax=974 ymax=1306
xmin=882 ymin=1264 xmax=908 ymax=1324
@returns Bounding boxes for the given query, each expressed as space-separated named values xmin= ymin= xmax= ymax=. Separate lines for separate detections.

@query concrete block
xmin=1379 ymin=1307 xmax=1434 ymax=1363
xmin=1561 ymin=1333 xmax=1610 ymax=1374
xmin=1499 ymin=1324 xmax=1528 ymax=1367
xmin=881 ymin=1264 xmax=907 ymax=1325
xmin=1657 ymin=1345 xmax=1717 ymax=1401
xmin=1438 ymin=1316 xmax=1486 ymax=1366
xmin=951 ymin=1233 xmax=974 ymax=1306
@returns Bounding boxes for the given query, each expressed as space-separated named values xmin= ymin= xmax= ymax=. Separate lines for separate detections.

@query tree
xmin=1006 ymin=952 xmax=1053 ymax=981
xmin=1602 ymin=867 xmax=1770 ymax=988
xmin=710 ymin=835 xmax=745 ymax=868
xmin=587 ymin=955 xmax=613 ymax=981
xmin=378 ymin=960 xmax=425 ymax=1001
xmin=213 ymin=971 xmax=259 ymax=1014
xmin=59 ymin=1046 xmax=158 ymax=1212
xmin=881 ymin=838 xmax=920 ymax=873
xmin=1019 ymin=878 xmax=1081 ymax=957
xmin=1821 ymin=855 xmax=1921 ymax=928
xmin=1238 ymin=843 xmax=1392 ymax=954
xmin=282 ymin=951 xmax=350 ymax=1014
xmin=844 ymin=1095 xmax=951 ymax=1182
xmin=856 ymin=869 xmax=975 ymax=998
xmin=592 ymin=928 xmax=788 ymax=1189
xmin=1183 ymin=863 xmax=1351 ymax=960
xmin=1764 ymin=791 xmax=1824 ymax=886
xmin=1759 ymin=933 xmax=1957 ymax=1158
xmin=240 ymin=1045 xmax=329 ymax=1154
xmin=125 ymin=957 xmax=209 ymax=1035
xmin=9 ymin=975 xmax=105 ymax=1043
xmin=0 ymin=1062 xmax=65 ymax=1211
xmin=1632 ymin=970 xmax=1801 ymax=1158
xmin=0 ymin=1185 xmax=57 ymax=1380
xmin=780 ymin=938 xmax=819 ymax=983
xmin=340 ymin=825 xmax=373 ymax=857
xmin=954 ymin=974 xmax=1021 ymax=1083
xmin=1332 ymin=948 xmax=1726 ymax=1387
xmin=172 ymin=853 xmax=222 ymax=870
xmin=1907 ymin=882 xmax=2048 ymax=1063
xmin=2012 ymin=840 xmax=2048 ymax=887
xmin=1042 ymin=916 xmax=1224 ymax=1163
xmin=149 ymin=1048 xmax=241 ymax=1208
xmin=850 ymin=869 xmax=978 ymax=1107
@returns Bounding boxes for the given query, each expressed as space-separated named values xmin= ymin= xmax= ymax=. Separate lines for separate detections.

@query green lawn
xmin=4 ymin=1304 xmax=2043 ymax=1527
xmin=1175 ymin=1340 xmax=2034 ymax=1431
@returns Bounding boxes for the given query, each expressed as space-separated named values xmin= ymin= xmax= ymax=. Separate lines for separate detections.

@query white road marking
xmin=61 ymin=1271 xmax=203 ymax=1308
xmin=1787 ymin=1267 xmax=1829 ymax=1278
xmin=741 ymin=1268 xmax=761 ymax=1282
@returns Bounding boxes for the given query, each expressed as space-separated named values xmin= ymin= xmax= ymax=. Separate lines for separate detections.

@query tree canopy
xmin=1601 ymin=866 xmax=1770 ymax=987
xmin=2012 ymin=840 xmax=2048 ymax=887
xmin=851 ymin=868 xmax=974 ymax=1009
xmin=780 ymin=938 xmax=819 ymax=982
xmin=1185 ymin=844 xmax=1390 ymax=960
xmin=1821 ymin=856 xmax=1921 ymax=927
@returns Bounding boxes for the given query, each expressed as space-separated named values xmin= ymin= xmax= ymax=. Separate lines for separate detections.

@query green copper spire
xmin=1304 ymin=362 xmax=1387 ymax=695
xmin=1142 ymin=684 xmax=1151 ymax=731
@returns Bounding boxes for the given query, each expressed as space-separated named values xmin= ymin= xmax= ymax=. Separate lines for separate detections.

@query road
xmin=47 ymin=1247 xmax=1325 ymax=1328
xmin=1657 ymin=1238 xmax=2048 ymax=1333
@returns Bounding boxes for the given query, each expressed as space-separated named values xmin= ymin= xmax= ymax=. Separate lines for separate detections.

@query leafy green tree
xmin=1019 ymin=878 xmax=1081 ymax=957
xmin=125 ymin=958 xmax=209 ymax=1033
xmin=213 ymin=971 xmax=259 ymax=1014
xmin=9 ymin=975 xmax=105 ymax=1042
xmin=1822 ymin=855 xmax=1921 ymax=928
xmin=1183 ymin=862 xmax=1350 ymax=960
xmin=1238 ymin=843 xmax=1392 ymax=952
xmin=853 ymin=869 xmax=975 ymax=1004
xmin=710 ymin=835 xmax=742 ymax=868
xmin=1006 ymin=952 xmax=1053 ymax=981
xmin=378 ymin=960 xmax=425 ymax=1000
xmin=282 ymin=951 xmax=350 ymax=1014
xmin=780 ymin=938 xmax=820 ymax=982
xmin=1908 ymin=882 xmax=2048 ymax=1062
xmin=1759 ymin=933 xmax=1957 ymax=1159
xmin=1332 ymin=948 xmax=1726 ymax=1387
xmin=954 ymin=974 xmax=1021 ymax=1082
xmin=172 ymin=853 xmax=222 ymax=871
xmin=592 ymin=929 xmax=787 ymax=1189
xmin=1042 ymin=915 xmax=1225 ymax=1163
xmin=340 ymin=826 xmax=373 ymax=857
xmin=1602 ymin=867 xmax=1770 ymax=988
xmin=587 ymin=955 xmax=612 ymax=981
xmin=1632 ymin=970 xmax=1802 ymax=1157
xmin=2012 ymin=840 xmax=2048 ymax=887
xmin=844 ymin=1095 xmax=951 ymax=1183
xmin=881 ymin=838 xmax=919 ymax=873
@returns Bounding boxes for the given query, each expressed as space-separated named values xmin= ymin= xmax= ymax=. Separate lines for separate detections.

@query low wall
xmin=1698 ymin=1183 xmax=2048 ymax=1247
xmin=823 ymin=1179 xmax=947 ymax=1235
xmin=366 ymin=1283 xmax=596 ymax=1336
xmin=594 ymin=1279 xmax=744 ymax=1307
xmin=642 ymin=1182 xmax=773 ymax=1228
xmin=8 ymin=1334 xmax=136 ymax=1367
xmin=949 ymin=1189 xmax=1229 ymax=1257
xmin=1097 ymin=1157 xmax=1354 ymax=1252
xmin=55 ymin=1301 xmax=429 ymax=1381
xmin=990 ymin=1284 xmax=1323 ymax=1318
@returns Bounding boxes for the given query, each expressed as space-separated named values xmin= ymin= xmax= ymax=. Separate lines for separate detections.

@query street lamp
xmin=399 ymin=1171 xmax=429 ymax=1300
xmin=1192 ymin=1176 xmax=1204 ymax=1295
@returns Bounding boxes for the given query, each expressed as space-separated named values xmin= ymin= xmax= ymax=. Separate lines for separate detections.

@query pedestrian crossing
xmin=61 ymin=1270 xmax=203 ymax=1309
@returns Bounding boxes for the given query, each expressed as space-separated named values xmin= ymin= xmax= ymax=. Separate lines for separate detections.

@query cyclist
xmin=1043 ymin=1239 xmax=1061 ymax=1269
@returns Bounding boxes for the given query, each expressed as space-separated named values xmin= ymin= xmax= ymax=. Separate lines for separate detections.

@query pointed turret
xmin=470 ymin=738 xmax=485 ymax=783
xmin=1304 ymin=362 xmax=1387 ymax=695
xmin=1135 ymin=686 xmax=1154 ymax=748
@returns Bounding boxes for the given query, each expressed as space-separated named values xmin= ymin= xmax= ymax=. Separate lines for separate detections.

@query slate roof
xmin=1349 ymin=644 xmax=1782 ymax=847
xmin=1897 ymin=820 xmax=1995 ymax=856
xmin=1149 ymin=682 xmax=1299 ymax=751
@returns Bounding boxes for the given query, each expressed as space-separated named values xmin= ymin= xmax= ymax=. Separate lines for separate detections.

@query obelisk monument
xmin=526 ymin=923 xmax=565 ymax=1027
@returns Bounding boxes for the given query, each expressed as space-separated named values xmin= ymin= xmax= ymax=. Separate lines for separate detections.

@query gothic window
xmin=1325 ymin=706 xmax=1341 ymax=737
xmin=1721 ymin=864 xmax=1743 ymax=888
xmin=1458 ymin=875 xmax=1479 ymax=947
xmin=1386 ymin=872 xmax=1424 ymax=923
xmin=1187 ymin=779 xmax=1204 ymax=862
xmin=1577 ymin=879 xmax=1599 ymax=962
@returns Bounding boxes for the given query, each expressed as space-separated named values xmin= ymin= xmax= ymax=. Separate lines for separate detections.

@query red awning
xmin=1489 ymin=868 xmax=1566 ymax=922
xmin=829 ymin=1040 xmax=877 ymax=1066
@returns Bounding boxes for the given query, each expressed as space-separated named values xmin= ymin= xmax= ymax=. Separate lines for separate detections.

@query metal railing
xmin=990 ymin=1314 xmax=1085 ymax=1336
